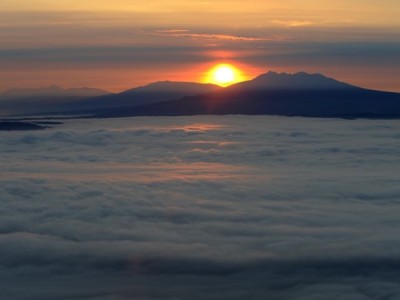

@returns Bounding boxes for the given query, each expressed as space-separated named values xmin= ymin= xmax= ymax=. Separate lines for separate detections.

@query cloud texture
xmin=1 ymin=116 xmax=400 ymax=299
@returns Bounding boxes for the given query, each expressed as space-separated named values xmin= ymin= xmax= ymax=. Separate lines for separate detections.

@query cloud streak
xmin=150 ymin=29 xmax=278 ymax=41
xmin=272 ymin=20 xmax=317 ymax=27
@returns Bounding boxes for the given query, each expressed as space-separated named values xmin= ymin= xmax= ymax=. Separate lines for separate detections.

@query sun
xmin=214 ymin=65 xmax=235 ymax=84
xmin=206 ymin=64 xmax=242 ymax=86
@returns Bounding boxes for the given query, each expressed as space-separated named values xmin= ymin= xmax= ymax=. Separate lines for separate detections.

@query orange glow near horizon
xmin=1 ymin=0 xmax=400 ymax=92
xmin=204 ymin=63 xmax=246 ymax=87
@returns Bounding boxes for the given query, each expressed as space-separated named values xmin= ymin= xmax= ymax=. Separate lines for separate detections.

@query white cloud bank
xmin=0 ymin=115 xmax=400 ymax=299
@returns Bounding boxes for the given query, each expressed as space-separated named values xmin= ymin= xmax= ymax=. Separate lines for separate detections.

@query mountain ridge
xmin=0 ymin=82 xmax=220 ymax=116
xmin=1 ymin=71 xmax=400 ymax=118
xmin=92 ymin=71 xmax=400 ymax=119
xmin=0 ymin=86 xmax=113 ymax=116
xmin=239 ymin=71 xmax=356 ymax=90
xmin=65 ymin=81 xmax=221 ymax=114
xmin=1 ymin=86 xmax=111 ymax=99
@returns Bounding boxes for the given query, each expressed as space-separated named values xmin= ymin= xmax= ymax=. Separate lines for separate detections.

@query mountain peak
xmin=244 ymin=71 xmax=354 ymax=90
xmin=93 ymin=71 xmax=399 ymax=119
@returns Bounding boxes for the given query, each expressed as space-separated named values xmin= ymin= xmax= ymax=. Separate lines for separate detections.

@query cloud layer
xmin=1 ymin=116 xmax=400 ymax=299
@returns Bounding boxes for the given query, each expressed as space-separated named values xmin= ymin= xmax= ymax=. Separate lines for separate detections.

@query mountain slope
xmin=1 ymin=82 xmax=221 ymax=116
xmin=1 ymin=86 xmax=110 ymax=99
xmin=232 ymin=71 xmax=356 ymax=90
xmin=0 ymin=86 xmax=112 ymax=116
xmin=69 ymin=81 xmax=221 ymax=113
xmin=95 ymin=72 xmax=400 ymax=118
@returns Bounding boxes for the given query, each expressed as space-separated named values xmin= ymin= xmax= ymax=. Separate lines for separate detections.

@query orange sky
xmin=0 ymin=0 xmax=399 ymax=92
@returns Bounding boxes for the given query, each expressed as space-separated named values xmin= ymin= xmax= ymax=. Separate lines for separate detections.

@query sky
xmin=0 ymin=0 xmax=399 ymax=92
xmin=1 ymin=115 xmax=400 ymax=299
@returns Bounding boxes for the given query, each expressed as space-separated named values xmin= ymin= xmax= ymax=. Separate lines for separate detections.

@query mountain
xmin=232 ymin=71 xmax=355 ymax=90
xmin=3 ymin=73 xmax=399 ymax=119
xmin=67 ymin=81 xmax=221 ymax=113
xmin=0 ymin=121 xmax=46 ymax=131
xmin=0 ymin=86 xmax=112 ymax=116
xmin=0 ymin=82 xmax=220 ymax=116
xmin=1 ymin=86 xmax=110 ymax=99
xmin=95 ymin=72 xmax=400 ymax=119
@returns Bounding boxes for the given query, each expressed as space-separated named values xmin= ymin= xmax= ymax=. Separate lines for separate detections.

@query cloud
xmin=155 ymin=29 xmax=190 ymax=34
xmin=149 ymin=29 xmax=277 ymax=41
xmin=270 ymin=19 xmax=355 ymax=27
xmin=1 ymin=116 xmax=400 ymax=299
xmin=272 ymin=20 xmax=317 ymax=27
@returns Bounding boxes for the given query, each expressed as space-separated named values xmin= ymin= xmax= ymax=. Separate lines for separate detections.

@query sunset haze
xmin=1 ymin=0 xmax=399 ymax=91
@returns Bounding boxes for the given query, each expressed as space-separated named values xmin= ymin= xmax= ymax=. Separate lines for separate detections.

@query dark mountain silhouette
xmin=0 ymin=86 xmax=112 ymax=116
xmin=0 ymin=82 xmax=220 ymax=116
xmin=1 ymin=86 xmax=110 ymax=99
xmin=94 ymin=72 xmax=400 ymax=119
xmin=65 ymin=81 xmax=221 ymax=113
xmin=232 ymin=71 xmax=355 ymax=90
xmin=2 ymin=72 xmax=399 ymax=118
xmin=0 ymin=121 xmax=46 ymax=131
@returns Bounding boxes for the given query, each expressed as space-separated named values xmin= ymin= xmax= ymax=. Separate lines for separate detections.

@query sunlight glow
xmin=214 ymin=66 xmax=235 ymax=84
xmin=206 ymin=64 xmax=243 ymax=86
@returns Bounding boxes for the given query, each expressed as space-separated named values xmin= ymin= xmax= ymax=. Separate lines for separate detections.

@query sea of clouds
xmin=1 ymin=115 xmax=400 ymax=299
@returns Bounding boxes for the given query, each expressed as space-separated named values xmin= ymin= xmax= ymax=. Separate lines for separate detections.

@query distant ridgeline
xmin=1 ymin=72 xmax=400 ymax=119
xmin=0 ymin=121 xmax=46 ymax=131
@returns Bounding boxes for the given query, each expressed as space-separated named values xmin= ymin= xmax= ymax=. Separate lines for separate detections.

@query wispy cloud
xmin=271 ymin=19 xmax=355 ymax=27
xmin=156 ymin=29 xmax=190 ymax=34
xmin=271 ymin=20 xmax=316 ymax=27
xmin=149 ymin=29 xmax=277 ymax=41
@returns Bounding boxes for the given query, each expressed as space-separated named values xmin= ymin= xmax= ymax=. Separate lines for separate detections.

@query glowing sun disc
xmin=214 ymin=65 xmax=235 ymax=84
xmin=206 ymin=64 xmax=241 ymax=86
